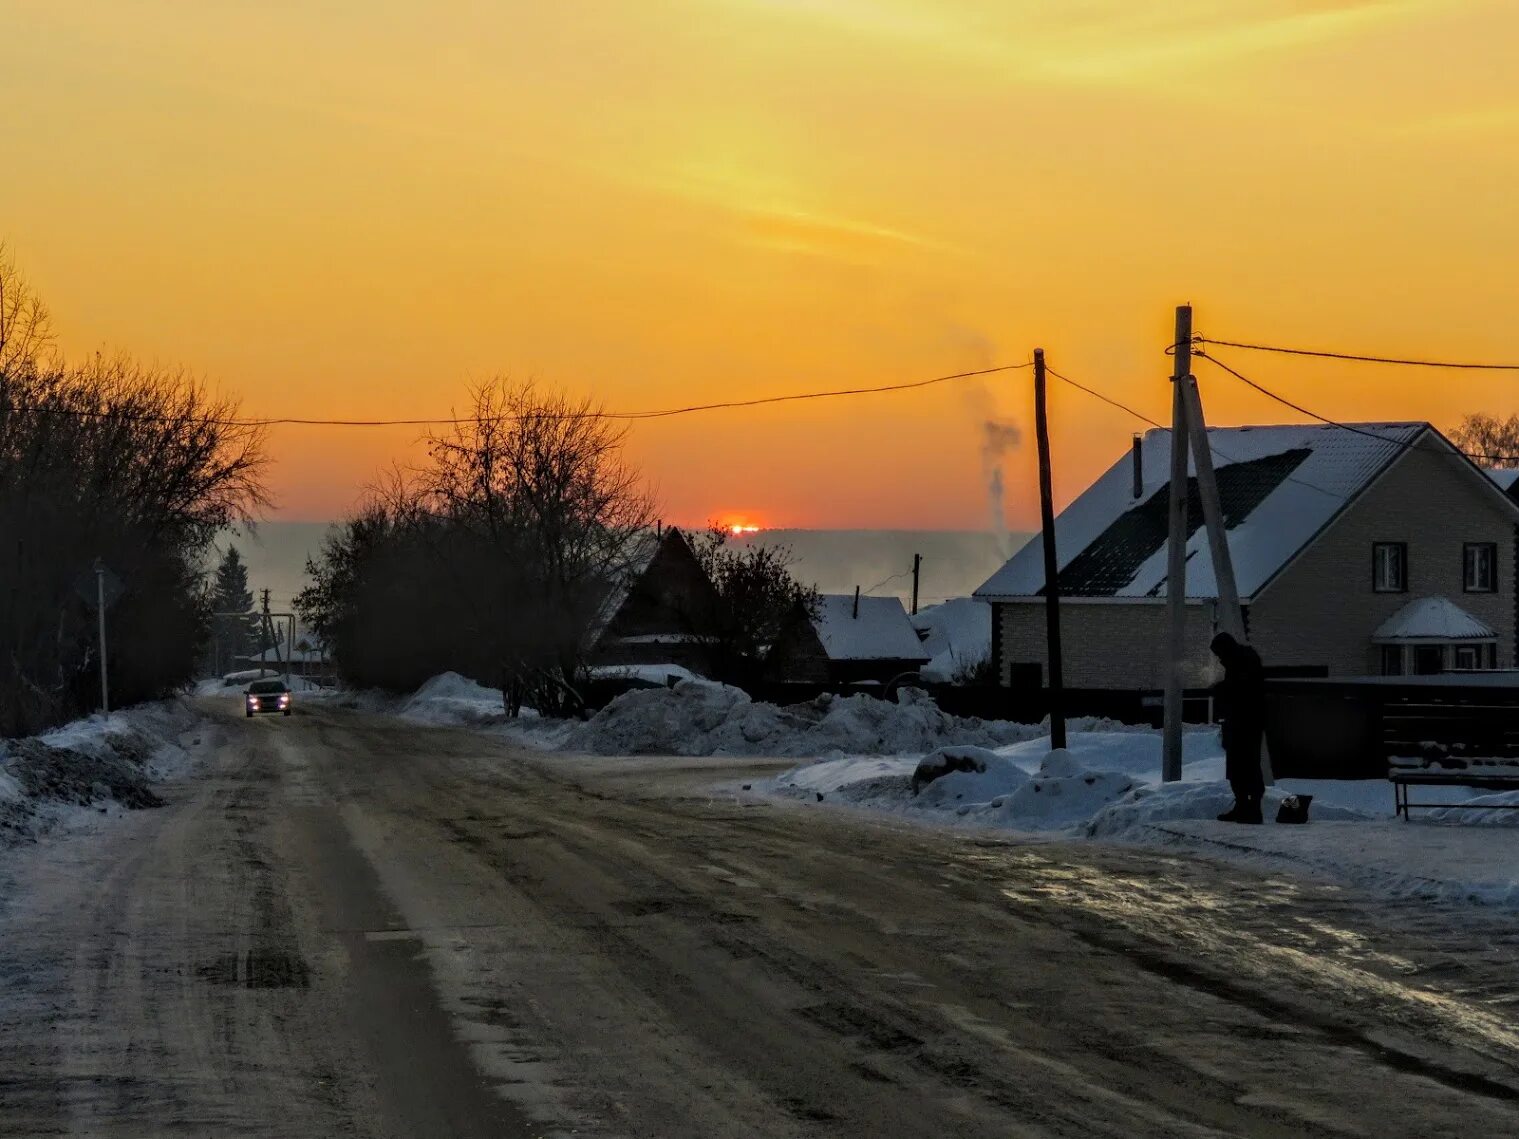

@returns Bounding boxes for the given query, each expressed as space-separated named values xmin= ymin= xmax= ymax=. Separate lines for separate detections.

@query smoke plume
xmin=981 ymin=420 xmax=1022 ymax=544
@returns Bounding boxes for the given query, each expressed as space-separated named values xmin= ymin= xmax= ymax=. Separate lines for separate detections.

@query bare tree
xmin=688 ymin=527 xmax=819 ymax=685
xmin=1450 ymin=413 xmax=1519 ymax=468
xmin=299 ymin=379 xmax=654 ymax=715
xmin=0 ymin=249 xmax=267 ymax=734
xmin=0 ymin=243 xmax=54 ymax=378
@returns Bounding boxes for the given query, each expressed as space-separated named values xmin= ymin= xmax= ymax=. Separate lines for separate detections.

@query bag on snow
xmin=1276 ymin=794 xmax=1312 ymax=824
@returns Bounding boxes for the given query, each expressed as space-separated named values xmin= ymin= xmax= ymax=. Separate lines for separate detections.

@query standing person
xmin=1211 ymin=632 xmax=1266 ymax=824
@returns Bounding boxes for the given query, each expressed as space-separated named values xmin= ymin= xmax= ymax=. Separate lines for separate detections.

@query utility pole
xmin=1181 ymin=377 xmax=1245 ymax=642
xmin=94 ymin=558 xmax=110 ymax=715
xmin=1033 ymin=349 xmax=1067 ymax=751
xmin=910 ymin=554 xmax=922 ymax=616
xmin=1180 ymin=375 xmax=1273 ymax=785
xmin=1162 ymin=307 xmax=1193 ymax=782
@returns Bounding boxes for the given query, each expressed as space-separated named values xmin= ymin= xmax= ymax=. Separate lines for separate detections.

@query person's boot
xmin=1239 ymin=797 xmax=1264 ymax=825
xmin=1217 ymin=801 xmax=1243 ymax=822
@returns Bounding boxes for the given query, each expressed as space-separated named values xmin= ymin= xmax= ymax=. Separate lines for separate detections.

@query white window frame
xmin=1373 ymin=542 xmax=1407 ymax=593
xmin=1464 ymin=543 xmax=1497 ymax=593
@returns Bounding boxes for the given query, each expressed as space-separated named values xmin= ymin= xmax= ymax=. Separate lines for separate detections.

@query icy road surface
xmin=2 ymin=704 xmax=1519 ymax=1136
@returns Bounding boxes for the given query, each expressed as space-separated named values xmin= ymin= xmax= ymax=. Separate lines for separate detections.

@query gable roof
xmin=812 ymin=594 xmax=930 ymax=662
xmin=1373 ymin=597 xmax=1497 ymax=642
xmin=975 ymin=422 xmax=1467 ymax=602
xmin=588 ymin=527 xmax=703 ymax=645
xmin=1487 ymin=468 xmax=1519 ymax=503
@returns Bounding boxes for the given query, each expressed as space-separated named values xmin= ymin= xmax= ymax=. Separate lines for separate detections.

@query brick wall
xmin=993 ymin=437 xmax=1517 ymax=688
xmin=997 ymin=600 xmax=1220 ymax=689
xmin=1250 ymin=443 xmax=1515 ymax=674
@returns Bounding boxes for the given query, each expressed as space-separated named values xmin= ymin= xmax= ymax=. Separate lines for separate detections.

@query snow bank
xmin=771 ymin=734 xmax=1175 ymax=829
xmin=1 ymin=700 xmax=201 ymax=845
xmin=562 ymin=681 xmax=1046 ymax=758
xmin=766 ymin=724 xmax=1519 ymax=909
xmin=398 ymin=672 xmax=512 ymax=727
xmin=912 ymin=598 xmax=992 ymax=683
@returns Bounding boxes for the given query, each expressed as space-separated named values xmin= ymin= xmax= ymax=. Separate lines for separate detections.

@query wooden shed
xmin=589 ymin=527 xmax=719 ymax=674
xmin=769 ymin=593 xmax=930 ymax=685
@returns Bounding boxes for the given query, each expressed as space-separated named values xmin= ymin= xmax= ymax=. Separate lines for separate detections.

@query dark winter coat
xmin=1210 ymin=633 xmax=1266 ymax=752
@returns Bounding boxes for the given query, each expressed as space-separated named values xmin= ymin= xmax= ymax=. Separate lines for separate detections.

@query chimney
xmin=853 ymin=585 xmax=860 ymax=619
xmin=1131 ymin=434 xmax=1143 ymax=499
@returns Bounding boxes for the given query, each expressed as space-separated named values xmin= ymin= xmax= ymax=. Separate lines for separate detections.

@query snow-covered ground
xmin=764 ymin=727 xmax=1519 ymax=908
xmin=368 ymin=671 xmax=1519 ymax=909
xmin=1 ymin=700 xmax=205 ymax=846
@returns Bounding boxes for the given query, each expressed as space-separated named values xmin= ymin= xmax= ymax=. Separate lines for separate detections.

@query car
xmin=245 ymin=679 xmax=293 ymax=718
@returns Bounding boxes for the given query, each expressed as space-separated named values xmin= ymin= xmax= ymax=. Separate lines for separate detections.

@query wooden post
xmin=1162 ymin=307 xmax=1193 ymax=782
xmin=910 ymin=554 xmax=922 ymax=616
xmin=1033 ymin=349 xmax=1066 ymax=751
xmin=1180 ymin=377 xmax=1244 ymax=642
xmin=1181 ymin=375 xmax=1273 ymax=784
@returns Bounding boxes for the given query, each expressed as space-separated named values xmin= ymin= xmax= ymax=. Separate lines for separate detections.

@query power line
xmin=1194 ymin=348 xmax=1519 ymax=466
xmin=1049 ymin=362 xmax=1342 ymax=498
xmin=2 ymin=362 xmax=1033 ymax=429
xmin=1192 ymin=337 xmax=1519 ymax=372
xmin=862 ymin=568 xmax=913 ymax=595
xmin=1045 ymin=366 xmax=1164 ymax=429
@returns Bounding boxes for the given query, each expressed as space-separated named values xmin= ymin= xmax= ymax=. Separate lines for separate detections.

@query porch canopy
xmin=1372 ymin=596 xmax=1497 ymax=646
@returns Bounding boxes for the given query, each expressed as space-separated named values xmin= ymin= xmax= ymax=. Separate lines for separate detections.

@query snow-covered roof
xmin=976 ymin=422 xmax=1463 ymax=602
xmin=1372 ymin=597 xmax=1497 ymax=642
xmin=813 ymin=594 xmax=930 ymax=662
xmin=1487 ymin=468 xmax=1519 ymax=494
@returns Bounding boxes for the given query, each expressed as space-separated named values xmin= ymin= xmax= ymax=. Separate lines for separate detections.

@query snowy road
xmin=2 ymin=705 xmax=1519 ymax=1136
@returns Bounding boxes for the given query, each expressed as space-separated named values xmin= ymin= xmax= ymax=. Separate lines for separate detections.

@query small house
xmin=769 ymin=593 xmax=930 ymax=685
xmin=975 ymin=422 xmax=1519 ymax=689
xmin=588 ymin=527 xmax=720 ymax=674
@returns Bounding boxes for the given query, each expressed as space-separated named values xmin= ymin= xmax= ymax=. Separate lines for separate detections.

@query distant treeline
xmin=0 ymin=246 xmax=266 ymax=736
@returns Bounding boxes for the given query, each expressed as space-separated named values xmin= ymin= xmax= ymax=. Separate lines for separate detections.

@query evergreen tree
xmin=209 ymin=545 xmax=257 ymax=674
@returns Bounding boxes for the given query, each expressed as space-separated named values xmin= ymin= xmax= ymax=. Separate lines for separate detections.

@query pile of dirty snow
xmin=398 ymin=672 xmax=511 ymax=727
xmin=562 ymin=680 xmax=1045 ymax=758
xmin=0 ymin=700 xmax=201 ymax=844
xmin=768 ymin=729 xmax=1223 ymax=831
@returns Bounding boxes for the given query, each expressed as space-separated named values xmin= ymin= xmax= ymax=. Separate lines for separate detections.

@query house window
xmin=1379 ymin=644 xmax=1404 ymax=676
xmin=1464 ymin=543 xmax=1498 ymax=593
xmin=1373 ymin=542 xmax=1408 ymax=592
xmin=1453 ymin=645 xmax=1481 ymax=670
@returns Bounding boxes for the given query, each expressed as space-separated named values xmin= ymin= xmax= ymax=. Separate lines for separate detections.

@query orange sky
xmin=5 ymin=1 xmax=1517 ymax=529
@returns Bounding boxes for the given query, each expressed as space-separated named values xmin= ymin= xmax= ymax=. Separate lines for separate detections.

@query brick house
xmin=975 ymin=422 xmax=1519 ymax=689
xmin=769 ymin=593 xmax=930 ymax=685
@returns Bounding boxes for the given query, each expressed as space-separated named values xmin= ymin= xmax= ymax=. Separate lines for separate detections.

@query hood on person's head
xmin=1210 ymin=632 xmax=1238 ymax=661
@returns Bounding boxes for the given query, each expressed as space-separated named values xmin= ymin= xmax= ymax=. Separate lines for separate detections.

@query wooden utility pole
xmin=1162 ymin=307 xmax=1193 ymax=782
xmin=1182 ymin=375 xmax=1274 ymax=785
xmin=1033 ymin=349 xmax=1067 ymax=750
xmin=1181 ymin=376 xmax=1245 ymax=643
xmin=910 ymin=554 xmax=922 ymax=616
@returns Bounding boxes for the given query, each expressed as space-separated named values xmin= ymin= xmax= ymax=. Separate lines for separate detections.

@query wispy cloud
xmin=710 ymin=0 xmax=1439 ymax=84
xmin=628 ymin=160 xmax=951 ymax=261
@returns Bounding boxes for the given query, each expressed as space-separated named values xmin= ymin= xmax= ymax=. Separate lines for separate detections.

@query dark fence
xmin=1265 ymin=675 xmax=1519 ymax=780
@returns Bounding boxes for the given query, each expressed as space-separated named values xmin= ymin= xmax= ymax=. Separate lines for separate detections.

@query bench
xmin=1389 ymin=760 xmax=1519 ymax=820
